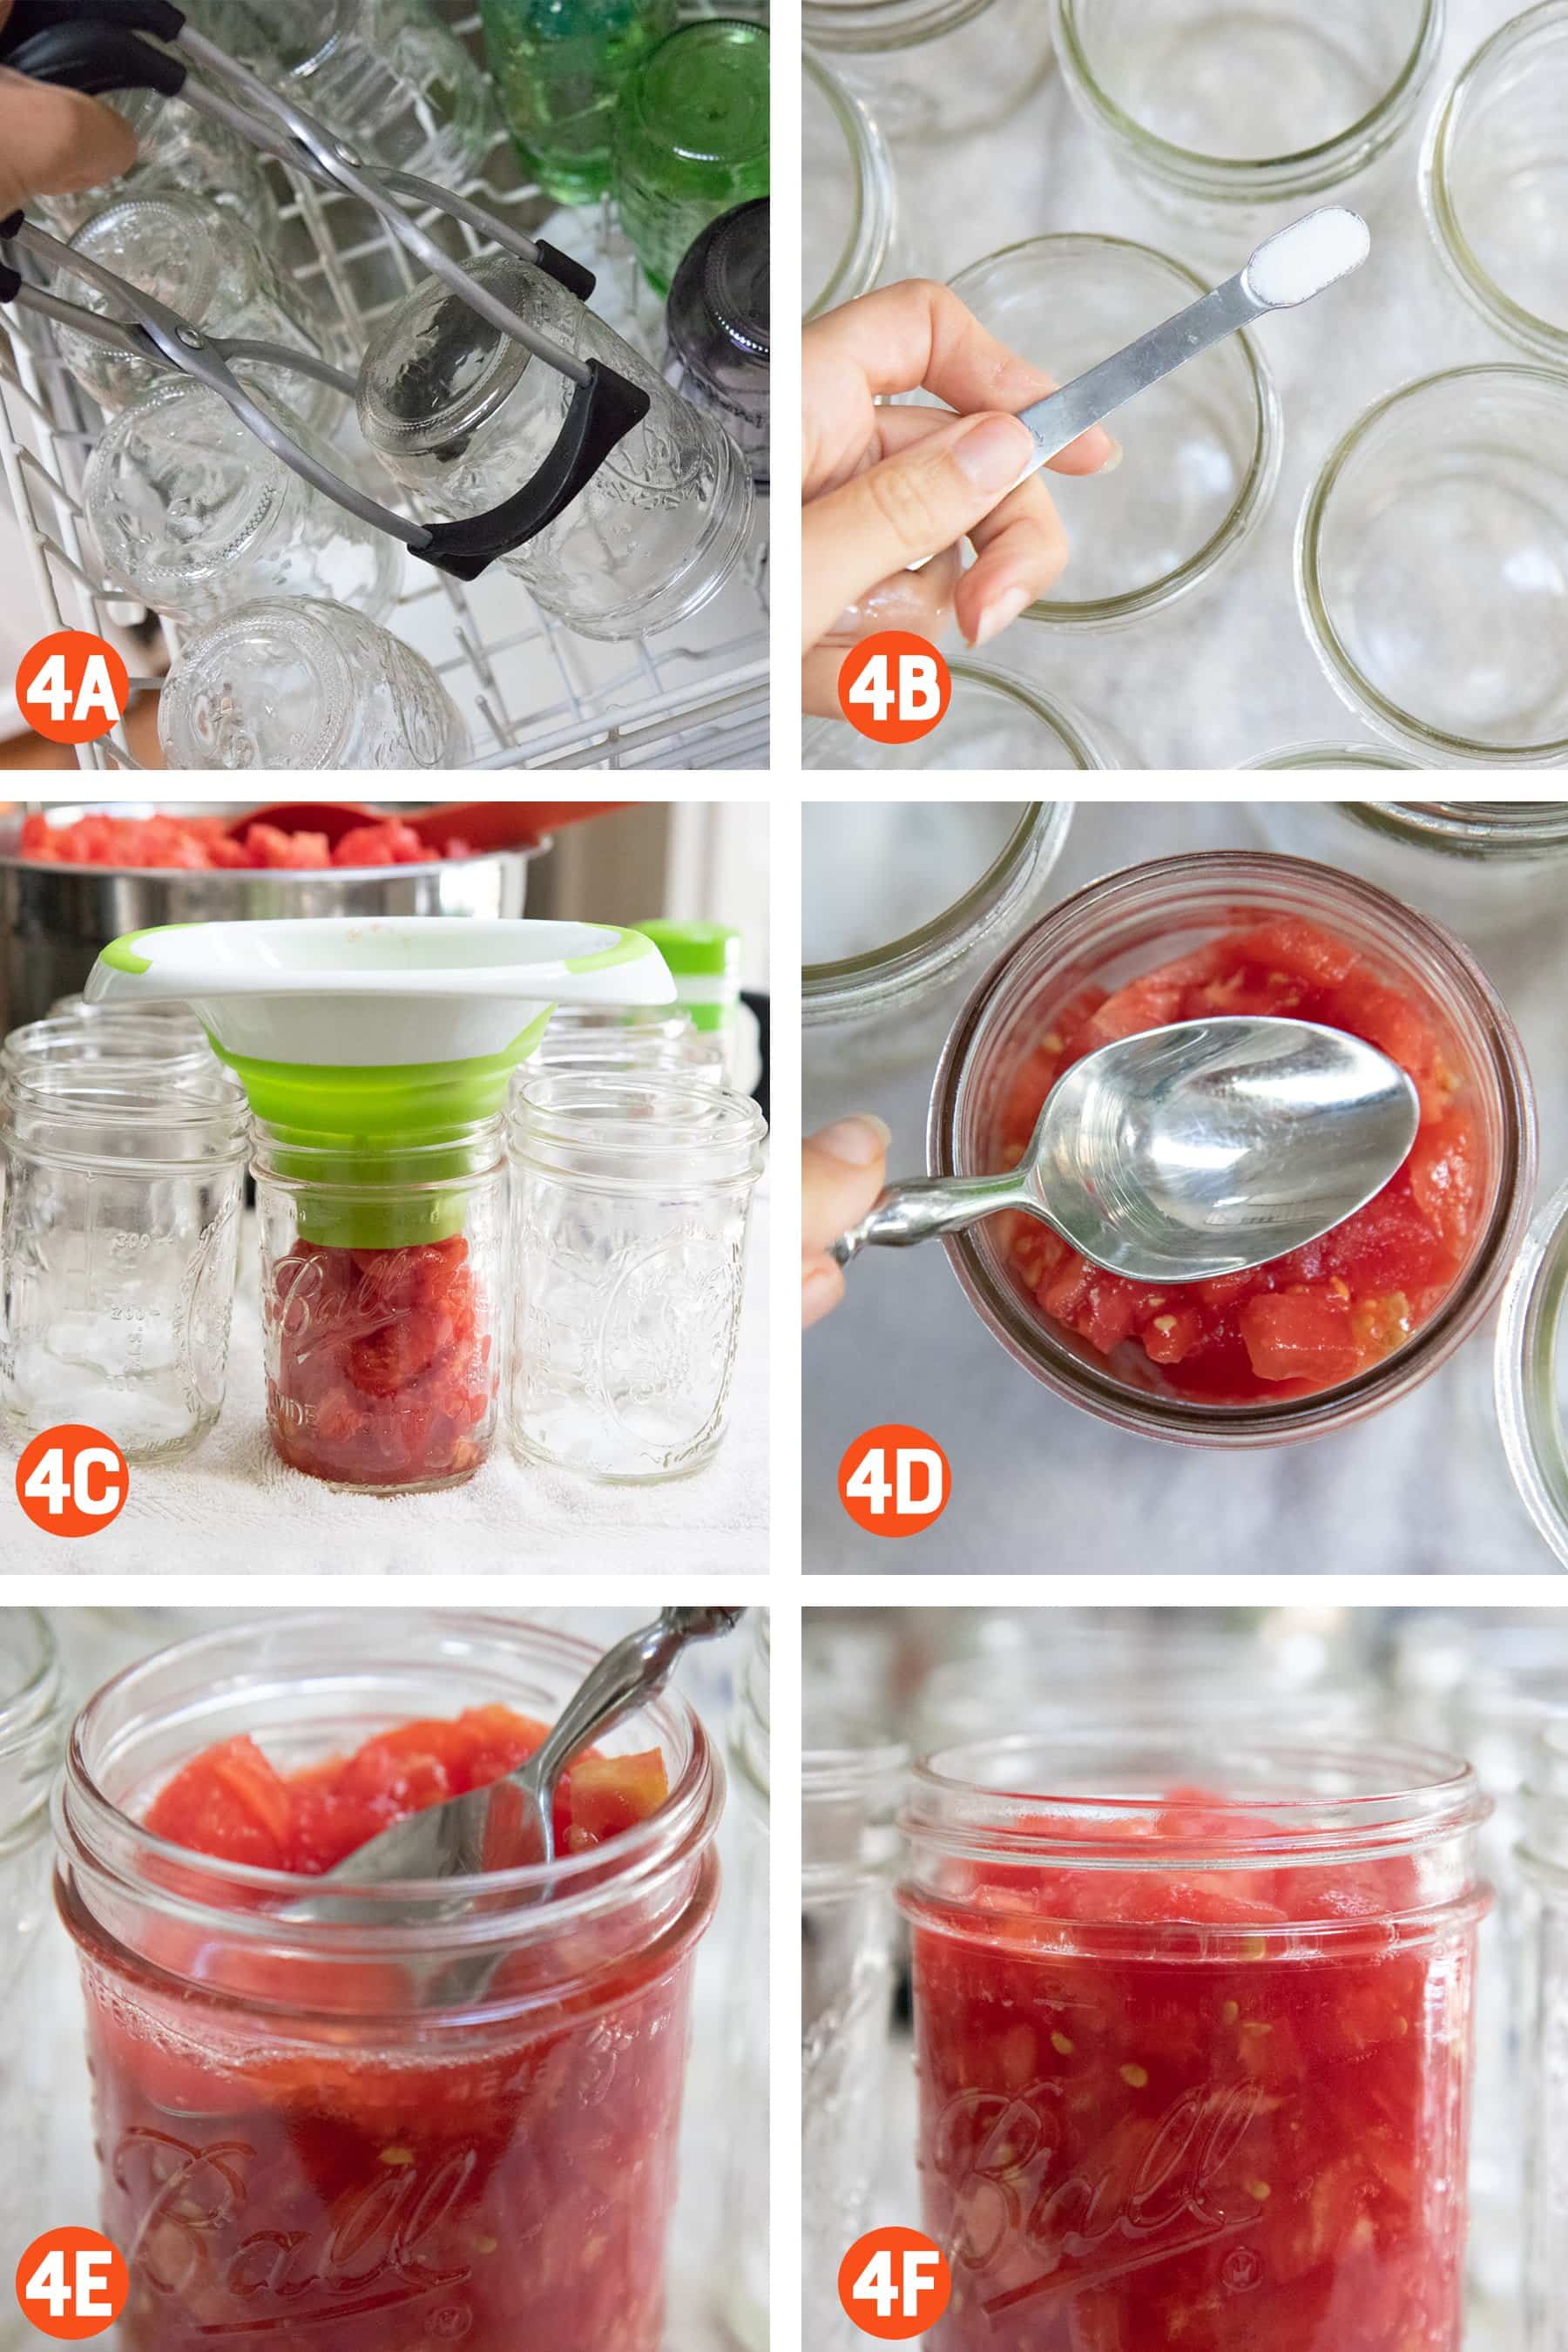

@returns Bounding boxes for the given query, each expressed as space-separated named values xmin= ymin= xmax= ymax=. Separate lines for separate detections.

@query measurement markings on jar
xmin=14 ymin=1427 xmax=130 ymax=1538
xmin=15 ymin=2228 xmax=129 ymax=2338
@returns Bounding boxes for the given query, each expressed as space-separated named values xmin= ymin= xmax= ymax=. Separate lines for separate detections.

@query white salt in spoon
xmin=1012 ymin=206 xmax=1371 ymax=479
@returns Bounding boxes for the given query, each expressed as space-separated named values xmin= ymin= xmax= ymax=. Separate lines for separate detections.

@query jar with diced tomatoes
xmin=898 ymin=1727 xmax=1491 ymax=2352
xmin=929 ymin=851 xmax=1536 ymax=1445
xmin=53 ymin=1612 xmax=725 ymax=2352
xmin=253 ymin=1114 xmax=507 ymax=1491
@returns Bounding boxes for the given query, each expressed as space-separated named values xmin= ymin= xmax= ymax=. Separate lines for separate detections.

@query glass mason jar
xmin=803 ymin=0 xmax=997 ymax=48
xmin=1 ymin=1010 xmax=216 ymax=1084
xmin=612 ymin=21 xmax=770 ymax=296
xmin=801 ymin=51 xmax=896 ymax=321
xmin=533 ymin=1017 xmax=727 ymax=1085
xmin=718 ymin=1612 xmax=771 ymax=2351
xmin=950 ymin=238 xmax=1281 ymax=627
xmin=86 ymin=381 xmax=402 ymax=627
xmin=802 ymin=801 xmax=1073 ymax=1108
xmin=802 ymin=1727 xmax=909 ymax=2352
xmin=0 ymin=1612 xmax=68 ymax=2278
xmin=187 ymin=0 xmax=493 ymax=179
xmin=0 ymin=1060 xmax=247 ymax=1463
xmin=356 ymin=253 xmax=752 ymax=640
xmin=1520 ymin=1720 xmax=1568 ymax=2352
xmin=1245 ymin=746 xmax=1420 ymax=771
xmin=482 ymin=0 xmax=678 ymax=202
xmin=1422 ymin=3 xmax=1568 ymax=369
xmin=806 ymin=663 xmax=1121 ymax=771
xmin=899 ymin=1727 xmax=1490 ymax=2350
xmin=506 ymin=1072 xmax=767 ymax=1481
xmin=1247 ymin=802 xmax=1568 ymax=940
xmin=159 ymin=599 xmax=470 ymax=770
xmin=35 ymin=88 xmax=281 ymax=241
xmin=1298 ymin=367 xmax=1568 ymax=766
xmin=55 ymin=193 xmax=341 ymax=427
xmin=48 ymin=995 xmax=206 ymax=1035
xmin=927 ymin=851 xmax=1537 ymax=1449
xmin=1051 ymin=0 xmax=1443 ymax=239
xmin=52 ymin=1611 xmax=723 ymax=2352
xmin=252 ymin=1115 xmax=507 ymax=1493
xmin=666 ymin=199 xmax=769 ymax=490
xmin=1496 ymin=1174 xmax=1568 ymax=1572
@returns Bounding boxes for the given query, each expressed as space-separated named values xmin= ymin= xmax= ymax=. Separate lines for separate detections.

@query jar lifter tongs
xmin=0 ymin=0 xmax=652 ymax=578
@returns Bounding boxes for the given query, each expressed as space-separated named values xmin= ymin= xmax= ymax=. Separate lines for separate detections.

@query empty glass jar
xmin=55 ymin=194 xmax=341 ymax=426
xmin=0 ymin=1612 xmax=67 ymax=2267
xmin=0 ymin=1058 xmax=247 ymax=1463
xmin=36 ymin=90 xmax=280 ymax=240
xmin=252 ymin=1115 xmax=507 ymax=1494
xmin=666 ymin=199 xmax=769 ymax=489
xmin=1299 ymin=367 xmax=1568 ymax=765
xmin=534 ymin=1010 xmax=727 ymax=1084
xmin=950 ymin=237 xmax=1281 ymax=625
xmin=803 ymin=0 xmax=997 ymax=45
xmin=1247 ymin=802 xmax=1568 ymax=939
xmin=507 ymin=1072 xmax=767 ymax=1480
xmin=159 ymin=599 xmax=469 ymax=769
xmin=801 ymin=51 xmax=896 ymax=320
xmin=1423 ymin=3 xmax=1568 ymax=368
xmin=802 ymin=1727 xmax=908 ymax=2352
xmin=613 ymin=20 xmax=770 ymax=294
xmin=1245 ymin=745 xmax=1419 ymax=771
xmin=482 ymin=0 xmax=678 ymax=200
xmin=87 ymin=382 xmax=402 ymax=626
xmin=806 ymin=664 xmax=1119 ymax=770
xmin=1496 ymin=1175 xmax=1568 ymax=1572
xmin=2 ymin=1011 xmax=217 ymax=1086
xmin=356 ymin=254 xmax=752 ymax=640
xmin=1052 ymin=0 xmax=1443 ymax=233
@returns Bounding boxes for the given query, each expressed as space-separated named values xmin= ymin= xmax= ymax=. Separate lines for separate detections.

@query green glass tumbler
xmin=612 ymin=19 xmax=770 ymax=294
xmin=480 ymin=0 xmax=678 ymax=203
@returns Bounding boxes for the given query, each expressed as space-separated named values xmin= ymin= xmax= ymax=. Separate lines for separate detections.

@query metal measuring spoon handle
xmin=830 ymin=1173 xmax=1030 ymax=1267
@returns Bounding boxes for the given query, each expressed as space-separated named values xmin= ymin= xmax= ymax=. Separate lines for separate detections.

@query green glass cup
xmin=612 ymin=19 xmax=770 ymax=294
xmin=481 ymin=0 xmax=678 ymax=202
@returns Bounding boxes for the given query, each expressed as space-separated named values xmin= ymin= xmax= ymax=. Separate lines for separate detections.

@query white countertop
xmin=803 ymin=802 xmax=1568 ymax=1577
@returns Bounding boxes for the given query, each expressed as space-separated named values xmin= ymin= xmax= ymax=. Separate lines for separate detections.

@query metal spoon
xmin=315 ymin=1606 xmax=744 ymax=1890
xmin=830 ymin=1016 xmax=1419 ymax=1282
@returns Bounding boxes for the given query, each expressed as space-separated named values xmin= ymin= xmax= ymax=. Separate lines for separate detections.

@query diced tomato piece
xmin=560 ymin=1751 xmax=670 ymax=1853
xmin=1080 ymin=976 xmax=1186 ymax=1048
xmin=146 ymin=1735 xmax=294 ymax=1869
xmin=1240 ymin=1289 xmax=1362 ymax=1384
xmin=1408 ymin=1111 xmax=1480 ymax=1251
xmin=1229 ymin=916 xmax=1361 ymax=990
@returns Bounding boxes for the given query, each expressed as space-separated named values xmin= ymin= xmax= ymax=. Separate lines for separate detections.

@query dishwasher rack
xmin=0 ymin=4 xmax=770 ymax=773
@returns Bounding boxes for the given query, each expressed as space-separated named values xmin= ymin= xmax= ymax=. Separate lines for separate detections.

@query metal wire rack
xmin=0 ymin=3 xmax=770 ymax=772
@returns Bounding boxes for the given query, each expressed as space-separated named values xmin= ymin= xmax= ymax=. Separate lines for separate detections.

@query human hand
xmin=802 ymin=279 xmax=1119 ymax=717
xmin=0 ymin=11 xmax=139 ymax=219
xmin=803 ymin=1116 xmax=889 ymax=1328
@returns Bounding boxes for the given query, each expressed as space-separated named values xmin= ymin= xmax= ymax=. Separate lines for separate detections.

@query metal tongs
xmin=0 ymin=0 xmax=652 ymax=578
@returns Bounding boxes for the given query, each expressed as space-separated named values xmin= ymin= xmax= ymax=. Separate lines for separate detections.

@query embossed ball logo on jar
xmin=603 ymin=1237 xmax=740 ymax=1454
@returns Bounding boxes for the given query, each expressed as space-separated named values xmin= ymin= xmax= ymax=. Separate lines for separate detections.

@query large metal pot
xmin=0 ymin=804 xmax=544 ymax=1031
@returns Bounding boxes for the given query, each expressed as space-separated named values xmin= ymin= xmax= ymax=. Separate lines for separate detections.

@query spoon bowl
xmin=830 ymin=1016 xmax=1420 ymax=1284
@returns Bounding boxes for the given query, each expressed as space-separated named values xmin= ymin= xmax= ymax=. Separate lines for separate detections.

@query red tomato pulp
xmin=72 ymin=1710 xmax=704 ymax=2352
xmin=907 ymin=1794 xmax=1477 ymax=2350
xmin=993 ymin=918 xmax=1483 ymax=1401
xmin=266 ymin=1234 xmax=496 ymax=1489
xmin=19 ymin=812 xmax=471 ymax=868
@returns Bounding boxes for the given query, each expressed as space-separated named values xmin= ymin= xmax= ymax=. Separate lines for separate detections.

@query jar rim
xmin=1495 ymin=1170 xmax=1568 ymax=1568
xmin=0 ymin=1609 xmax=61 ymax=1756
xmin=948 ymin=237 xmax=1281 ymax=625
xmin=1421 ymin=1 xmax=1568 ymax=367
xmin=801 ymin=48 xmax=896 ymax=317
xmin=929 ymin=849 xmax=1538 ymax=1447
xmin=508 ymin=1070 xmax=766 ymax=1158
xmin=806 ymin=663 xmax=1107 ymax=773
xmin=1243 ymin=745 xmax=1421 ymax=771
xmin=804 ymin=799 xmax=1071 ymax=1017
xmin=803 ymin=1732 xmax=909 ymax=1800
xmin=1053 ymin=0 xmax=1443 ymax=186
xmin=358 ymin=253 xmax=536 ymax=452
xmin=802 ymin=0 xmax=999 ymax=50
xmin=1297 ymin=364 xmax=1568 ymax=763
xmin=71 ymin=190 xmax=222 ymax=328
xmin=57 ymin=1612 xmax=724 ymax=1956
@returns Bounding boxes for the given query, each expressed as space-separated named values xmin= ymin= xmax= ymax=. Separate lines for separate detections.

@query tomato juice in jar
xmin=252 ymin=1108 xmax=508 ymax=1492
xmin=929 ymin=852 xmax=1536 ymax=1446
xmin=53 ymin=1613 xmax=724 ymax=2352
xmin=899 ymin=1727 xmax=1490 ymax=2351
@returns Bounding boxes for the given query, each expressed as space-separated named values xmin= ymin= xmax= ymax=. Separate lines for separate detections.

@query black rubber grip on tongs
xmin=7 ymin=20 xmax=186 ymax=94
xmin=534 ymin=242 xmax=597 ymax=304
xmin=415 ymin=360 xmax=653 ymax=583
xmin=0 ymin=0 xmax=186 ymax=56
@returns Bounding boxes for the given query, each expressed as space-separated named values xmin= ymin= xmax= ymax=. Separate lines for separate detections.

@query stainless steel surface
xmin=0 ymin=804 xmax=538 ymax=1031
xmin=1018 ymin=209 xmax=1369 ymax=468
xmin=830 ymin=1015 xmax=1419 ymax=1281
xmin=318 ymin=1606 xmax=744 ymax=1889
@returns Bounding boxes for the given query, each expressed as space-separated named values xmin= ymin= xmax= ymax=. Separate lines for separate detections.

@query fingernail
xmin=1098 ymin=436 xmax=1124 ymax=475
xmin=812 ymin=1115 xmax=890 ymax=1167
xmin=971 ymin=584 xmax=1032 ymax=647
xmin=954 ymin=416 xmax=1035 ymax=493
xmin=802 ymin=1262 xmax=843 ymax=1328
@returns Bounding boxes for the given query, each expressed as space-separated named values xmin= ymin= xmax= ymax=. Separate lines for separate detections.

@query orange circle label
xmin=838 ymin=1424 xmax=950 ymax=1538
xmin=838 ymin=632 xmax=952 ymax=746
xmin=15 ymin=2230 xmax=129 ymax=2339
xmin=15 ymin=1426 xmax=129 ymax=1538
xmin=15 ymin=631 xmax=129 ymax=746
xmin=839 ymin=2227 xmax=952 ymax=2339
